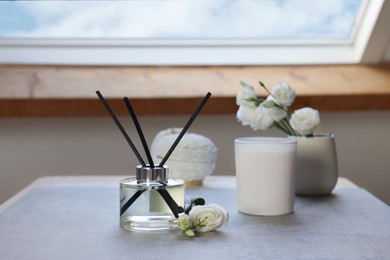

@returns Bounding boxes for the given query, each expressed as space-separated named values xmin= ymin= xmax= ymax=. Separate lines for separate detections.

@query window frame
xmin=0 ymin=0 xmax=388 ymax=65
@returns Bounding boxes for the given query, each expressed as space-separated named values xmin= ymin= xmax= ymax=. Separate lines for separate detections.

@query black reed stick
xmin=120 ymin=185 xmax=184 ymax=217
xmin=157 ymin=189 xmax=184 ymax=218
xmin=123 ymin=97 xmax=155 ymax=168
xmin=96 ymin=91 xmax=146 ymax=167
xmin=120 ymin=190 xmax=145 ymax=216
xmin=158 ymin=92 xmax=212 ymax=167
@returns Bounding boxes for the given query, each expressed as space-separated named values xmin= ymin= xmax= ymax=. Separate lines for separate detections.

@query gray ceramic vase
xmin=293 ymin=134 xmax=338 ymax=196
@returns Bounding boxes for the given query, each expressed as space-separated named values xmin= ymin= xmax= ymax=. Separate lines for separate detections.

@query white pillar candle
xmin=235 ymin=137 xmax=297 ymax=216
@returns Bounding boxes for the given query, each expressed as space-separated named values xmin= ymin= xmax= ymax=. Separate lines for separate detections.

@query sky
xmin=0 ymin=0 xmax=362 ymax=39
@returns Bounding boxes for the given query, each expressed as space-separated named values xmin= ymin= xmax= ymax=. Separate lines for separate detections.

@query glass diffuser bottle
xmin=96 ymin=90 xmax=211 ymax=232
xmin=120 ymin=165 xmax=185 ymax=231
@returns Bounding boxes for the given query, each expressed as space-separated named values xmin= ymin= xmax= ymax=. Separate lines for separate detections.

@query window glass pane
xmin=0 ymin=0 xmax=363 ymax=40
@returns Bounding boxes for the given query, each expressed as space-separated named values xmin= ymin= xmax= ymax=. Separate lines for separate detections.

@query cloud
xmin=5 ymin=0 xmax=361 ymax=39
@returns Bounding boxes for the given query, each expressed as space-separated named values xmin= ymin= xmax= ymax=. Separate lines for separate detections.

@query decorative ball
xmin=151 ymin=128 xmax=217 ymax=186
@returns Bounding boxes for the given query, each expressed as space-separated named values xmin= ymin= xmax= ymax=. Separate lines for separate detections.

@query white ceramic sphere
xmin=151 ymin=128 xmax=217 ymax=184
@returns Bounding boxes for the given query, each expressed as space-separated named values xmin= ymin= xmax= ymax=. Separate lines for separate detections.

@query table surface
xmin=1 ymin=176 xmax=389 ymax=260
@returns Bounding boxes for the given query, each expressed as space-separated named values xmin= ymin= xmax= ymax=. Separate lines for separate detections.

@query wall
xmin=383 ymin=41 xmax=390 ymax=62
xmin=1 ymin=111 xmax=390 ymax=205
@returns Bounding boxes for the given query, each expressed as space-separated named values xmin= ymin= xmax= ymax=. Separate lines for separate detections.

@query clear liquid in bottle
xmin=120 ymin=165 xmax=185 ymax=231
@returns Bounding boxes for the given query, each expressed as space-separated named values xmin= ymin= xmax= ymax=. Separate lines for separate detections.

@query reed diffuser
xmin=96 ymin=91 xmax=211 ymax=231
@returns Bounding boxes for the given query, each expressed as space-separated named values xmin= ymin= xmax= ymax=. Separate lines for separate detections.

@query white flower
xmin=236 ymin=85 xmax=257 ymax=106
xmin=236 ymin=80 xmax=321 ymax=136
xmin=290 ymin=107 xmax=320 ymax=136
xmin=177 ymin=215 xmax=195 ymax=237
xmin=178 ymin=215 xmax=193 ymax=231
xmin=270 ymin=81 xmax=296 ymax=107
xmin=236 ymin=105 xmax=256 ymax=126
xmin=189 ymin=204 xmax=229 ymax=233
xmin=250 ymin=102 xmax=287 ymax=131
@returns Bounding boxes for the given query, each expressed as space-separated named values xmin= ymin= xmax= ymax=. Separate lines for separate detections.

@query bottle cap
xmin=136 ymin=165 xmax=168 ymax=181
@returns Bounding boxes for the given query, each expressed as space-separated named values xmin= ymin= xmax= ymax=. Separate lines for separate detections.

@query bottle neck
xmin=136 ymin=164 xmax=168 ymax=182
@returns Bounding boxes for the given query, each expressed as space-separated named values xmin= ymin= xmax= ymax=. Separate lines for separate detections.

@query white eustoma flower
xmin=250 ymin=102 xmax=287 ymax=131
xmin=236 ymin=85 xmax=257 ymax=106
xmin=269 ymin=81 xmax=296 ymax=107
xmin=236 ymin=104 xmax=256 ymax=126
xmin=290 ymin=107 xmax=320 ymax=136
xmin=189 ymin=204 xmax=229 ymax=233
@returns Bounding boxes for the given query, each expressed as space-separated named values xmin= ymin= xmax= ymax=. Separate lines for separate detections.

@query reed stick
xmin=159 ymin=92 xmax=212 ymax=167
xmin=123 ymin=97 xmax=155 ymax=168
xmin=96 ymin=91 xmax=146 ymax=166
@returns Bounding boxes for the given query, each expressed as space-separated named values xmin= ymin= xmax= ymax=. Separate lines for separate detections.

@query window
xmin=0 ymin=0 xmax=388 ymax=65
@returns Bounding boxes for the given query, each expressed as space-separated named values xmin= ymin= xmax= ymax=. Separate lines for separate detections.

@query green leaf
xmin=191 ymin=198 xmax=205 ymax=206
xmin=184 ymin=229 xmax=196 ymax=237
xmin=244 ymin=97 xmax=257 ymax=102
xmin=184 ymin=197 xmax=206 ymax=214
xmin=262 ymin=100 xmax=275 ymax=108
xmin=245 ymin=96 xmax=263 ymax=107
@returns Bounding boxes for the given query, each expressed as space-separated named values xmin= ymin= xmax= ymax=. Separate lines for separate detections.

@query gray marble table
xmin=0 ymin=176 xmax=389 ymax=260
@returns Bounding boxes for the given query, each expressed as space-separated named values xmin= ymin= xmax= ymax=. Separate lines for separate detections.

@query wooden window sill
xmin=1 ymin=64 xmax=389 ymax=117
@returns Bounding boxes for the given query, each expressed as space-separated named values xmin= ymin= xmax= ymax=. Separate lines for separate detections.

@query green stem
xmin=259 ymin=81 xmax=272 ymax=96
xmin=256 ymin=81 xmax=302 ymax=136
xmin=281 ymin=118 xmax=300 ymax=136
xmin=275 ymin=121 xmax=291 ymax=135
